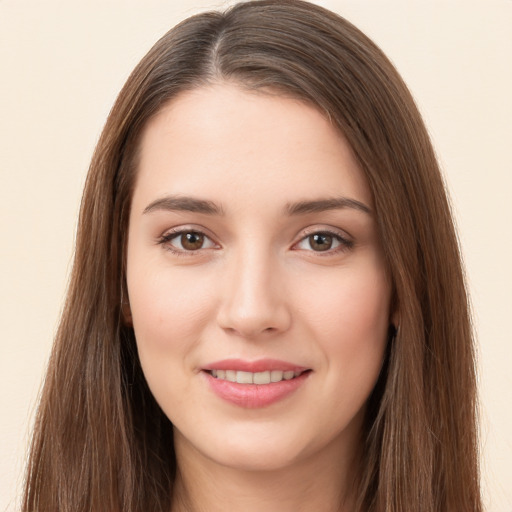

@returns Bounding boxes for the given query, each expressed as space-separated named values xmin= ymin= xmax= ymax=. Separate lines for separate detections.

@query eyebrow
xmin=142 ymin=195 xmax=371 ymax=217
xmin=285 ymin=197 xmax=372 ymax=216
xmin=143 ymin=195 xmax=224 ymax=215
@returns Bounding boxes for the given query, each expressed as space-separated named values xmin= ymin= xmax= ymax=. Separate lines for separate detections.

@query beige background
xmin=1 ymin=1 xmax=510 ymax=510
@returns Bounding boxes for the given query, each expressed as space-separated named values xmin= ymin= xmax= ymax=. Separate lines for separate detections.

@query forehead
xmin=133 ymin=83 xmax=372 ymax=213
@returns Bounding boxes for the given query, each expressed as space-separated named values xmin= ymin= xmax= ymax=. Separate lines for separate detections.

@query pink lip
xmin=201 ymin=358 xmax=311 ymax=409
xmin=203 ymin=358 xmax=307 ymax=373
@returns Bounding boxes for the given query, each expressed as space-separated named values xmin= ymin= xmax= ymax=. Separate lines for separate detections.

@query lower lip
xmin=203 ymin=371 xmax=311 ymax=408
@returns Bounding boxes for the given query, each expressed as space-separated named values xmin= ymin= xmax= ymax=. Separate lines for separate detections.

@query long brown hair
xmin=22 ymin=1 xmax=481 ymax=510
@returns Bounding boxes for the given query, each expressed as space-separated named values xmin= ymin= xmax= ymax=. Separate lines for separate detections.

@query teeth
xmin=270 ymin=370 xmax=283 ymax=382
xmin=225 ymin=369 xmax=236 ymax=381
xmin=236 ymin=371 xmax=253 ymax=384
xmin=209 ymin=369 xmax=304 ymax=384
xmin=253 ymin=371 xmax=271 ymax=384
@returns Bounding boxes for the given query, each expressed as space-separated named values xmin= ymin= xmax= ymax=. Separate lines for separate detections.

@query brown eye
xmin=308 ymin=233 xmax=333 ymax=251
xmin=294 ymin=230 xmax=352 ymax=254
xmin=159 ymin=230 xmax=216 ymax=253
xmin=180 ymin=232 xmax=205 ymax=250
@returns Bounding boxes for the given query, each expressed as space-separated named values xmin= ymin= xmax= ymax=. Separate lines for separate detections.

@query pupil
xmin=310 ymin=233 xmax=332 ymax=251
xmin=182 ymin=232 xmax=204 ymax=250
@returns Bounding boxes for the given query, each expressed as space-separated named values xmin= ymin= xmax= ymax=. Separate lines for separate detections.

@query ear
xmin=122 ymin=301 xmax=133 ymax=326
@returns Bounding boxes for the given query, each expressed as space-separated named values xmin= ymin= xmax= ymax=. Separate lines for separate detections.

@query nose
xmin=216 ymin=246 xmax=292 ymax=339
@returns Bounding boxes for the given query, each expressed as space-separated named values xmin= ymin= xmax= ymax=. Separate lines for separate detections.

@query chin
xmin=213 ymin=444 xmax=303 ymax=473
xmin=192 ymin=422 xmax=319 ymax=473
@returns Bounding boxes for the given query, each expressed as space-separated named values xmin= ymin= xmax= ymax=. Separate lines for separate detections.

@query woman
xmin=22 ymin=1 xmax=482 ymax=510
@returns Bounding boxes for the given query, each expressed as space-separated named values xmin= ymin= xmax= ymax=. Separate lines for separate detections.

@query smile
xmin=208 ymin=369 xmax=305 ymax=385
xmin=202 ymin=360 xmax=312 ymax=408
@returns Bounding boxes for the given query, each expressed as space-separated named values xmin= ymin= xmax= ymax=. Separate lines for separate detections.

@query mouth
xmin=201 ymin=359 xmax=312 ymax=408
xmin=206 ymin=368 xmax=309 ymax=385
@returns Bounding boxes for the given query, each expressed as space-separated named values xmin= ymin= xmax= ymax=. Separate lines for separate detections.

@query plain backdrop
xmin=1 ymin=1 xmax=511 ymax=510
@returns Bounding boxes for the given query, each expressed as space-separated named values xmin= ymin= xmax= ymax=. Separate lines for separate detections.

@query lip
xmin=202 ymin=358 xmax=311 ymax=408
xmin=202 ymin=358 xmax=308 ymax=373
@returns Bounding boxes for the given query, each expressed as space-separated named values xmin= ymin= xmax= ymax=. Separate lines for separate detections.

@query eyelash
xmin=294 ymin=229 xmax=354 ymax=256
xmin=157 ymin=227 xmax=354 ymax=256
xmin=157 ymin=228 xmax=217 ymax=257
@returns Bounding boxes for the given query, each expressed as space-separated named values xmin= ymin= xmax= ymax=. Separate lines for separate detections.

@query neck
xmin=170 ymin=430 xmax=361 ymax=512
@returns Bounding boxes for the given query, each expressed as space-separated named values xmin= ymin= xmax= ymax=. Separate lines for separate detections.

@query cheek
xmin=126 ymin=263 xmax=218 ymax=358
xmin=126 ymin=265 xmax=220 ymax=418
xmin=295 ymin=262 xmax=391 ymax=376
xmin=301 ymin=265 xmax=390 ymax=329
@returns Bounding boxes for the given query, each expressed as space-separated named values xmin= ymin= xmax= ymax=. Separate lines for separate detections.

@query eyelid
xmin=295 ymin=224 xmax=353 ymax=240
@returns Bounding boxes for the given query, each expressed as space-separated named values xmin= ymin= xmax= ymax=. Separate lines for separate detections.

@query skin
xmin=126 ymin=83 xmax=394 ymax=511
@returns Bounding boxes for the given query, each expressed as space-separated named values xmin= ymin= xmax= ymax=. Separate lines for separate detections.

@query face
xmin=126 ymin=83 xmax=393 ymax=472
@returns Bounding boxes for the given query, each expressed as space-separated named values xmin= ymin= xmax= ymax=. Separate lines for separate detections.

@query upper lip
xmin=202 ymin=358 xmax=309 ymax=373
